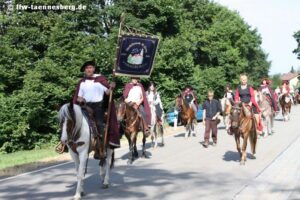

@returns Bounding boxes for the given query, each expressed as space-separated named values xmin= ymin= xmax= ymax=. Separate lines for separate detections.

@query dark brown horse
xmin=175 ymin=95 xmax=197 ymax=138
xmin=116 ymin=101 xmax=148 ymax=164
xmin=279 ymin=93 xmax=292 ymax=121
xmin=295 ymin=91 xmax=300 ymax=104
xmin=230 ymin=102 xmax=257 ymax=165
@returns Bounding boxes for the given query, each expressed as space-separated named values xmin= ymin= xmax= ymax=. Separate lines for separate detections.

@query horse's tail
xmin=249 ymin=118 xmax=257 ymax=155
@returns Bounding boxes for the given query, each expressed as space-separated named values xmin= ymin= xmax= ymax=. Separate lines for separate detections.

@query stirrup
xmin=55 ymin=142 xmax=66 ymax=154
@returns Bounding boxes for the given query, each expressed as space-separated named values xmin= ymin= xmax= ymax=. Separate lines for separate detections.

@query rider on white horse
xmin=279 ymin=80 xmax=294 ymax=104
xmin=259 ymin=78 xmax=279 ymax=112
xmin=72 ymin=60 xmax=120 ymax=158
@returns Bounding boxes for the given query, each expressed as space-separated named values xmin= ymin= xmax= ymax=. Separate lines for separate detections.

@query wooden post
xmin=103 ymin=13 xmax=125 ymax=149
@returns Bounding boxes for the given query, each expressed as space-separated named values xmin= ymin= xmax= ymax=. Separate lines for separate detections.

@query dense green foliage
xmin=0 ymin=0 xmax=270 ymax=153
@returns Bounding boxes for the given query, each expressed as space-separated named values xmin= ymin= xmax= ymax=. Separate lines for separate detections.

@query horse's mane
xmin=59 ymin=103 xmax=83 ymax=136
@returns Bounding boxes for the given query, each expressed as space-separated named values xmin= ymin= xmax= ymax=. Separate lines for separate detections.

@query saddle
xmin=80 ymin=103 xmax=107 ymax=160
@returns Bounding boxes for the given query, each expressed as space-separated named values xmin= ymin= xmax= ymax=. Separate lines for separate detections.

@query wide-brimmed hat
xmin=80 ymin=60 xmax=96 ymax=72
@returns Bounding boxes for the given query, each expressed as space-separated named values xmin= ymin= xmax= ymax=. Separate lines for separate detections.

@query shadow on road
xmin=223 ymin=151 xmax=256 ymax=162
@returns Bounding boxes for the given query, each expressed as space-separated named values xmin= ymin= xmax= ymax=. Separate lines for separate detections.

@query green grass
xmin=0 ymin=147 xmax=58 ymax=170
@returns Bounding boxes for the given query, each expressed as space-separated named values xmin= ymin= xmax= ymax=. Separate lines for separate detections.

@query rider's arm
xmin=234 ymin=89 xmax=240 ymax=102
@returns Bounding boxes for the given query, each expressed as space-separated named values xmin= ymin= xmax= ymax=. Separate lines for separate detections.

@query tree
xmin=291 ymin=66 xmax=295 ymax=73
xmin=294 ymin=31 xmax=300 ymax=59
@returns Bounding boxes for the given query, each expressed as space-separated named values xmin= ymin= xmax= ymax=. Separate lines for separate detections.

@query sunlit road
xmin=1 ymin=106 xmax=300 ymax=200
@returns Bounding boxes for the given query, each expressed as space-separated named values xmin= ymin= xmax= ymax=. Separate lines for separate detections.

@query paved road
xmin=1 ymin=106 xmax=300 ymax=200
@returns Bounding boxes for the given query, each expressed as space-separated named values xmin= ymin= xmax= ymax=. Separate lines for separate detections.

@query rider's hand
xmin=249 ymin=102 xmax=252 ymax=106
xmin=110 ymin=82 xmax=116 ymax=90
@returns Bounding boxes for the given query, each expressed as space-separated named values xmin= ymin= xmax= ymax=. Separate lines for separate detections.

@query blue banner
xmin=115 ymin=35 xmax=159 ymax=77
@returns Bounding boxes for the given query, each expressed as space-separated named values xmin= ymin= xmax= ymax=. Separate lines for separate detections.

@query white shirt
xmin=127 ymin=85 xmax=143 ymax=103
xmin=261 ymin=87 xmax=270 ymax=95
xmin=78 ymin=79 xmax=107 ymax=102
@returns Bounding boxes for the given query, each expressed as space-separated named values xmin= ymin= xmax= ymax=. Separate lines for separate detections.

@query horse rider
xmin=181 ymin=86 xmax=198 ymax=117
xmin=279 ymin=80 xmax=295 ymax=104
xmin=259 ymin=78 xmax=279 ymax=112
xmin=72 ymin=60 xmax=120 ymax=159
xmin=123 ymin=77 xmax=151 ymax=136
xmin=224 ymin=83 xmax=235 ymax=105
xmin=234 ymin=74 xmax=263 ymax=135
xmin=202 ymin=90 xmax=222 ymax=148
xmin=146 ymin=82 xmax=164 ymax=127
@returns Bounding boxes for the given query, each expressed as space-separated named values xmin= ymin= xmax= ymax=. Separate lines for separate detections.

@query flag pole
xmin=104 ymin=13 xmax=125 ymax=149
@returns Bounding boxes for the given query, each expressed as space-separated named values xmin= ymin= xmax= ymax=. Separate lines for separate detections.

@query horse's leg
xmin=126 ymin=134 xmax=134 ymax=165
xmin=74 ymin=148 xmax=88 ymax=200
xmin=142 ymin=131 xmax=149 ymax=158
xmin=235 ymin=133 xmax=242 ymax=160
xmin=151 ymin=125 xmax=155 ymax=148
xmin=102 ymin=148 xmax=113 ymax=189
xmin=241 ymin=132 xmax=249 ymax=165
xmin=69 ymin=150 xmax=80 ymax=173
xmin=133 ymin=133 xmax=139 ymax=158
xmin=161 ymin=124 xmax=165 ymax=147
xmin=155 ymin=123 xmax=159 ymax=148
xmin=192 ymin=120 xmax=196 ymax=137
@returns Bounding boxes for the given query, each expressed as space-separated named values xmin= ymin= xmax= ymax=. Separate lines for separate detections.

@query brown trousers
xmin=204 ymin=119 xmax=218 ymax=143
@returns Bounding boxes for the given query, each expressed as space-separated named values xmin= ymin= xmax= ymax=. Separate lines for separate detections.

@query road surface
xmin=1 ymin=106 xmax=300 ymax=200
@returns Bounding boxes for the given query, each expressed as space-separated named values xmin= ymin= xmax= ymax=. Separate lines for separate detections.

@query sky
xmin=213 ymin=0 xmax=300 ymax=75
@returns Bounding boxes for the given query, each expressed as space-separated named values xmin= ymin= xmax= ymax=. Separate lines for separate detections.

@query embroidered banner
xmin=115 ymin=34 xmax=159 ymax=77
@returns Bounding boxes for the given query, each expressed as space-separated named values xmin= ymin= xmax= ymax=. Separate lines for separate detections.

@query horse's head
xmin=116 ymin=100 xmax=126 ymax=122
xmin=58 ymin=103 xmax=82 ymax=144
xmin=175 ymin=95 xmax=183 ymax=109
xmin=230 ymin=102 xmax=242 ymax=129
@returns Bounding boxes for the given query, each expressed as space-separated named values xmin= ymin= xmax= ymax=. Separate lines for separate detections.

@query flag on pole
xmin=115 ymin=34 xmax=159 ymax=77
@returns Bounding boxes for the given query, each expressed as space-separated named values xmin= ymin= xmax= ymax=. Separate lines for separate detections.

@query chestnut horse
xmin=230 ymin=102 xmax=257 ymax=165
xmin=175 ymin=95 xmax=197 ymax=138
xmin=116 ymin=101 xmax=148 ymax=164
xmin=279 ymin=94 xmax=292 ymax=121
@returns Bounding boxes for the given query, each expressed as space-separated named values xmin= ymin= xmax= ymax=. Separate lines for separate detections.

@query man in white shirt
xmin=72 ymin=61 xmax=119 ymax=158
xmin=123 ymin=77 xmax=151 ymax=136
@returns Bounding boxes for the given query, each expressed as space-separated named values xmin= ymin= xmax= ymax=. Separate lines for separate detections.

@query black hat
xmin=81 ymin=60 xmax=96 ymax=72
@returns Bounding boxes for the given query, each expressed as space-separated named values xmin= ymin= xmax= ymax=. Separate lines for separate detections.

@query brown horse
xmin=295 ymin=91 xmax=300 ymax=104
xmin=279 ymin=94 xmax=292 ymax=121
xmin=175 ymin=95 xmax=197 ymax=138
xmin=230 ymin=102 xmax=257 ymax=165
xmin=116 ymin=101 xmax=148 ymax=164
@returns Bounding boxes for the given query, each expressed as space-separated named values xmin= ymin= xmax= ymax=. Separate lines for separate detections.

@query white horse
xmin=59 ymin=103 xmax=114 ymax=200
xmin=255 ymin=91 xmax=274 ymax=136
xmin=151 ymin=121 xmax=165 ymax=148
xmin=220 ymin=97 xmax=231 ymax=131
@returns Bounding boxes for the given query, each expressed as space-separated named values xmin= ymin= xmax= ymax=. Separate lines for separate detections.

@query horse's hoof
xmin=240 ymin=161 xmax=245 ymax=165
xmin=73 ymin=195 xmax=81 ymax=200
xmin=161 ymin=143 xmax=165 ymax=147
xmin=80 ymin=192 xmax=86 ymax=196
xmin=127 ymin=160 xmax=133 ymax=165
xmin=142 ymin=153 xmax=150 ymax=159
xmin=134 ymin=152 xmax=139 ymax=158
xmin=102 ymin=184 xmax=109 ymax=189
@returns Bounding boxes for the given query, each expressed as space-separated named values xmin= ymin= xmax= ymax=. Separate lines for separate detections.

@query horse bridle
xmin=231 ymin=105 xmax=241 ymax=129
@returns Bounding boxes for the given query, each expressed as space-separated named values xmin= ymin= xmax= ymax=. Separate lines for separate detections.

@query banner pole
xmin=104 ymin=13 xmax=125 ymax=150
